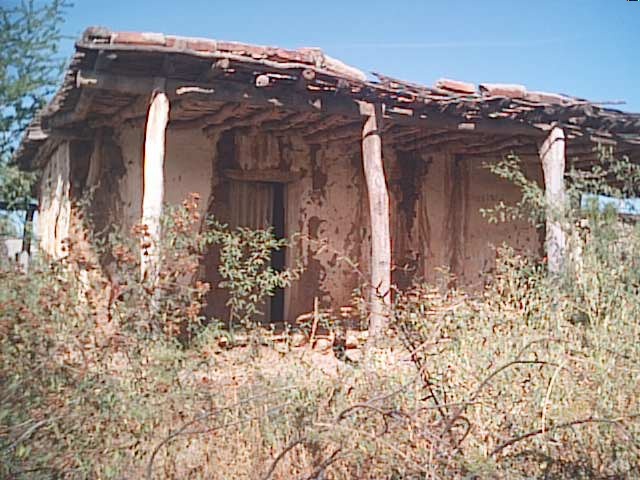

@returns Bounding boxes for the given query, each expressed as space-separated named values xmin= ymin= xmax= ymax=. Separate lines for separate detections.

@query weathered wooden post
xmin=141 ymin=85 xmax=169 ymax=281
xmin=539 ymin=126 xmax=567 ymax=274
xmin=360 ymin=102 xmax=391 ymax=341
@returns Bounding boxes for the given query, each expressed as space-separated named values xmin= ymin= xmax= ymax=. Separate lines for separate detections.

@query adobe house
xmin=15 ymin=27 xmax=640 ymax=328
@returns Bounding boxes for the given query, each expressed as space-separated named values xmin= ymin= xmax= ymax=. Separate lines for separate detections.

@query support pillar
xmin=539 ymin=126 xmax=567 ymax=274
xmin=360 ymin=102 xmax=391 ymax=340
xmin=140 ymin=88 xmax=169 ymax=281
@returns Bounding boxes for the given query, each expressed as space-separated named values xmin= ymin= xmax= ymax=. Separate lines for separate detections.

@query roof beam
xmin=62 ymin=70 xmax=549 ymax=140
xmin=75 ymin=69 xmax=361 ymax=117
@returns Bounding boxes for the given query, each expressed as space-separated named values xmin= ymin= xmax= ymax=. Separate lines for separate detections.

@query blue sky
xmin=55 ymin=0 xmax=640 ymax=112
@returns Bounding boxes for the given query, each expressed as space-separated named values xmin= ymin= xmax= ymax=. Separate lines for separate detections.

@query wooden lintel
xmin=261 ymin=112 xmax=318 ymax=132
xmin=27 ymin=125 xmax=92 ymax=142
xmin=204 ymin=108 xmax=286 ymax=133
xmin=393 ymin=132 xmax=482 ymax=151
xmin=222 ymin=168 xmax=303 ymax=183
xmin=170 ymin=103 xmax=243 ymax=130
xmin=89 ymin=95 xmax=148 ymax=128
xmin=304 ymin=123 xmax=361 ymax=143
xmin=454 ymin=135 xmax=537 ymax=155
xmin=301 ymin=115 xmax=352 ymax=136
xmin=387 ymin=107 xmax=544 ymax=137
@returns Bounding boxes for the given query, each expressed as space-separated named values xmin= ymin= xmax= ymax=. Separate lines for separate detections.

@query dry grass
xmin=2 ymin=191 xmax=640 ymax=479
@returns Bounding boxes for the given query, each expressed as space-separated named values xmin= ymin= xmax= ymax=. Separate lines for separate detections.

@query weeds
xmin=1 ymin=148 xmax=640 ymax=478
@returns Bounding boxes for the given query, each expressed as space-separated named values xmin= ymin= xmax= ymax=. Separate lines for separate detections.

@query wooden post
xmin=360 ymin=102 xmax=391 ymax=341
xmin=141 ymin=87 xmax=170 ymax=281
xmin=539 ymin=126 xmax=566 ymax=274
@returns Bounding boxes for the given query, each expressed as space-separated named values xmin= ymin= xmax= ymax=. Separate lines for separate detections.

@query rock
xmin=345 ymin=330 xmax=359 ymax=349
xmin=290 ymin=332 xmax=308 ymax=347
xmin=344 ymin=348 xmax=363 ymax=363
xmin=313 ymin=336 xmax=333 ymax=353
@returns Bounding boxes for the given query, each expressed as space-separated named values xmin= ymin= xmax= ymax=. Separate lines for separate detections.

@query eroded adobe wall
xmin=112 ymin=125 xmax=144 ymax=232
xmin=46 ymin=115 xmax=542 ymax=321
xmin=106 ymin=124 xmax=214 ymax=233
xmin=288 ymin=141 xmax=371 ymax=319
xmin=204 ymin=130 xmax=370 ymax=322
xmin=37 ymin=142 xmax=71 ymax=258
xmin=386 ymin=148 xmax=449 ymax=287
xmin=164 ymin=128 xmax=214 ymax=219
xmin=387 ymin=147 xmax=543 ymax=290
xmin=36 ymin=133 xmax=124 ymax=261
xmin=458 ymin=153 xmax=542 ymax=288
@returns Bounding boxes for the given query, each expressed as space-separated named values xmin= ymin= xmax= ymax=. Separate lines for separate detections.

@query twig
xmin=3 ymin=417 xmax=60 ymax=452
xmin=540 ymin=360 xmax=564 ymax=434
xmin=514 ymin=337 xmax=567 ymax=360
xmin=337 ymin=403 xmax=400 ymax=435
xmin=313 ymin=421 xmax=430 ymax=476
xmin=490 ymin=414 xmax=640 ymax=457
xmin=470 ymin=360 xmax=563 ymax=403
xmin=145 ymin=386 xmax=296 ymax=479
xmin=310 ymin=297 xmax=319 ymax=347
xmin=301 ymin=448 xmax=343 ymax=480
xmin=442 ymin=360 xmax=564 ymax=440
xmin=262 ymin=437 xmax=307 ymax=480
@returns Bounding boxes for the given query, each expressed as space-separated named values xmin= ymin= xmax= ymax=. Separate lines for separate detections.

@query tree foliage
xmin=0 ymin=0 xmax=69 ymax=235
xmin=0 ymin=0 xmax=69 ymax=159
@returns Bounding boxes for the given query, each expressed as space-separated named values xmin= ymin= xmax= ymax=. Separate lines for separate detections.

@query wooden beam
xmin=170 ymin=102 xmax=243 ymax=129
xmin=455 ymin=135 xmax=537 ymax=155
xmin=223 ymin=168 xmax=303 ymax=183
xmin=204 ymin=107 xmax=288 ymax=134
xmin=303 ymin=121 xmax=361 ymax=143
xmin=26 ymin=125 xmax=91 ymax=142
xmin=539 ymin=126 xmax=567 ymax=274
xmin=76 ymin=70 xmax=360 ymax=117
xmin=141 ymin=86 xmax=170 ymax=281
xmin=46 ymin=89 xmax=97 ymax=129
xmin=262 ymin=112 xmax=321 ymax=132
xmin=361 ymin=102 xmax=391 ymax=341
xmin=74 ymin=70 xmax=546 ymax=138
xmin=89 ymin=95 xmax=148 ymax=127
xmin=392 ymin=131 xmax=480 ymax=151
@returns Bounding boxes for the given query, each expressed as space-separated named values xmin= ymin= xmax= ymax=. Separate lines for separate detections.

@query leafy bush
xmin=202 ymin=218 xmax=301 ymax=331
xmin=0 ymin=194 xmax=301 ymax=478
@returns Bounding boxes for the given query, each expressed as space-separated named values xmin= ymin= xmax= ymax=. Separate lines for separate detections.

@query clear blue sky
xmin=53 ymin=1 xmax=640 ymax=113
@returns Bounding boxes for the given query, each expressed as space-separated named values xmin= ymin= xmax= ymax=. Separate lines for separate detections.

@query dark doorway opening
xmin=270 ymin=182 xmax=286 ymax=322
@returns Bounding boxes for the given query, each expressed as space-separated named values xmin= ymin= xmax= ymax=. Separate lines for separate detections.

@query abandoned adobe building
xmin=15 ymin=27 xmax=640 ymax=326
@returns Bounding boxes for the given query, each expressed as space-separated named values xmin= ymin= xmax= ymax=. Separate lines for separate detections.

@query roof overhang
xmin=14 ymin=27 xmax=640 ymax=170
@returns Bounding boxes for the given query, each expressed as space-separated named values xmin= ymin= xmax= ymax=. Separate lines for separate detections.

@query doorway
xmin=228 ymin=179 xmax=287 ymax=323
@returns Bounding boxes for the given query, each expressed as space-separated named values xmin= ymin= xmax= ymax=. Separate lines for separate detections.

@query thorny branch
xmin=491 ymin=414 xmax=640 ymax=457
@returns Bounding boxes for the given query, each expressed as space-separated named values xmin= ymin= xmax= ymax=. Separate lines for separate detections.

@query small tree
xmin=0 ymin=0 xmax=70 ymax=236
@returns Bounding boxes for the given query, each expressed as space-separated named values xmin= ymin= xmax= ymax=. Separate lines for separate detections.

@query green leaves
xmin=204 ymin=219 xmax=301 ymax=329
xmin=0 ymin=1 xmax=70 ymax=237
xmin=0 ymin=0 xmax=70 ymax=160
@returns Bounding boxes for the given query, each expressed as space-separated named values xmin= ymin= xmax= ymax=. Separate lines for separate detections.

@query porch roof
xmin=15 ymin=26 xmax=640 ymax=169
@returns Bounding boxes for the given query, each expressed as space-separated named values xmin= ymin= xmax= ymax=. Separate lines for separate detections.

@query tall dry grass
xmin=2 ymin=152 xmax=640 ymax=478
